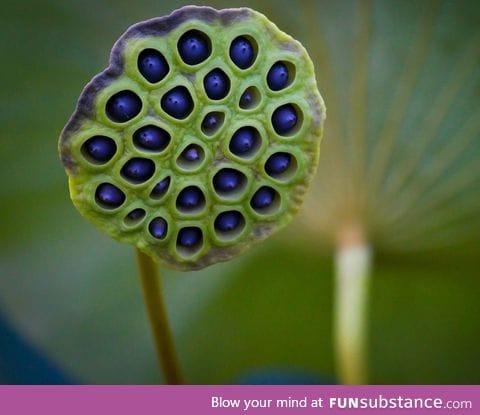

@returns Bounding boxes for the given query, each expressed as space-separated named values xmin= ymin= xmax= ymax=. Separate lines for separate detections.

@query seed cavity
xmin=149 ymin=217 xmax=168 ymax=239
xmin=133 ymin=125 xmax=170 ymax=152
xmin=229 ymin=36 xmax=257 ymax=69
xmin=267 ymin=61 xmax=294 ymax=91
xmin=201 ymin=112 xmax=225 ymax=136
xmin=95 ymin=183 xmax=126 ymax=209
xmin=121 ymin=158 xmax=155 ymax=184
xmin=239 ymin=86 xmax=260 ymax=110
xmin=106 ymin=90 xmax=142 ymax=123
xmin=81 ymin=136 xmax=117 ymax=164
xmin=161 ymin=86 xmax=194 ymax=120
xmin=212 ymin=168 xmax=247 ymax=197
xmin=150 ymin=177 xmax=171 ymax=199
xmin=125 ymin=208 xmax=146 ymax=225
xmin=250 ymin=186 xmax=280 ymax=214
xmin=265 ymin=152 xmax=296 ymax=180
xmin=176 ymin=186 xmax=206 ymax=213
xmin=203 ymin=68 xmax=230 ymax=100
xmin=214 ymin=210 xmax=245 ymax=239
xmin=177 ymin=227 xmax=203 ymax=256
xmin=177 ymin=144 xmax=205 ymax=171
xmin=137 ymin=49 xmax=169 ymax=83
xmin=178 ymin=30 xmax=211 ymax=65
xmin=271 ymin=104 xmax=302 ymax=136
xmin=229 ymin=126 xmax=261 ymax=158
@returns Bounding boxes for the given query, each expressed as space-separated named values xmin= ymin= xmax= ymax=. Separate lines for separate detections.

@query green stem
xmin=135 ymin=248 xmax=184 ymax=384
xmin=334 ymin=229 xmax=372 ymax=384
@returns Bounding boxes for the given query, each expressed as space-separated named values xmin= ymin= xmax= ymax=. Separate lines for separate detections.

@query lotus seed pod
xmin=58 ymin=6 xmax=325 ymax=270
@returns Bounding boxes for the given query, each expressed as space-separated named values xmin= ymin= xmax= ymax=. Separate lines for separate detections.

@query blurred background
xmin=1 ymin=0 xmax=479 ymax=384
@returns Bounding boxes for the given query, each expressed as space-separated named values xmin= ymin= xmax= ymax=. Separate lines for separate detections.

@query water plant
xmin=293 ymin=0 xmax=480 ymax=384
xmin=58 ymin=5 xmax=325 ymax=383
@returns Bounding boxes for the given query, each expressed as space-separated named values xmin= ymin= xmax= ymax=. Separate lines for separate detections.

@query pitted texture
xmin=59 ymin=6 xmax=325 ymax=270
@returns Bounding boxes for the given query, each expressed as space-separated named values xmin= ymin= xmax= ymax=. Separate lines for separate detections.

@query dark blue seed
xmin=204 ymin=69 xmax=230 ymax=100
xmin=178 ymin=30 xmax=210 ymax=65
xmin=229 ymin=127 xmax=258 ymax=156
xmin=121 ymin=158 xmax=155 ymax=183
xmin=251 ymin=186 xmax=277 ymax=210
xmin=177 ymin=227 xmax=202 ymax=248
xmin=161 ymin=86 xmax=194 ymax=119
xmin=126 ymin=208 xmax=145 ymax=222
xmin=213 ymin=168 xmax=245 ymax=193
xmin=106 ymin=90 xmax=142 ymax=123
xmin=215 ymin=211 xmax=243 ymax=232
xmin=239 ymin=87 xmax=259 ymax=109
xmin=265 ymin=152 xmax=292 ymax=176
xmin=230 ymin=36 xmax=255 ymax=69
xmin=201 ymin=112 xmax=223 ymax=134
xmin=133 ymin=125 xmax=170 ymax=152
xmin=272 ymin=104 xmax=298 ymax=135
xmin=176 ymin=186 xmax=205 ymax=210
xmin=95 ymin=183 xmax=125 ymax=209
xmin=82 ymin=136 xmax=116 ymax=163
xmin=181 ymin=144 xmax=203 ymax=162
xmin=137 ymin=49 xmax=169 ymax=83
xmin=239 ymin=90 xmax=253 ymax=108
xmin=150 ymin=177 xmax=171 ymax=198
xmin=267 ymin=62 xmax=289 ymax=91
xmin=149 ymin=217 xmax=168 ymax=239
xmin=202 ymin=113 xmax=218 ymax=129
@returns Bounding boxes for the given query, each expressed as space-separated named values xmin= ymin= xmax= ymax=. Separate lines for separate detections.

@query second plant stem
xmin=334 ymin=226 xmax=372 ymax=384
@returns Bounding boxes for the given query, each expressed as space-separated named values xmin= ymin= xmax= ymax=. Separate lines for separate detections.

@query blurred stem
xmin=135 ymin=248 xmax=183 ymax=384
xmin=334 ymin=226 xmax=372 ymax=384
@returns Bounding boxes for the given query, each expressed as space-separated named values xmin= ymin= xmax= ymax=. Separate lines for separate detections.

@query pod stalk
xmin=135 ymin=248 xmax=184 ymax=384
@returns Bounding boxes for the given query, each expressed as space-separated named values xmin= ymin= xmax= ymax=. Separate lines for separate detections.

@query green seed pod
xmin=58 ymin=6 xmax=325 ymax=270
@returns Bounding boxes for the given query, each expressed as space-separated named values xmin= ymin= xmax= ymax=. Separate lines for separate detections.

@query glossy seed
xmin=161 ymin=86 xmax=194 ymax=119
xmin=201 ymin=112 xmax=224 ymax=134
xmin=126 ymin=208 xmax=145 ymax=222
xmin=137 ymin=49 xmax=169 ymax=83
xmin=203 ymin=68 xmax=230 ymax=100
xmin=82 ymin=136 xmax=116 ymax=163
xmin=213 ymin=168 xmax=245 ymax=193
xmin=150 ymin=177 xmax=171 ymax=198
xmin=250 ymin=186 xmax=277 ymax=210
xmin=239 ymin=86 xmax=260 ymax=109
xmin=178 ymin=30 xmax=210 ymax=65
xmin=106 ymin=90 xmax=142 ymax=123
xmin=272 ymin=104 xmax=297 ymax=135
xmin=215 ymin=211 xmax=243 ymax=232
xmin=176 ymin=186 xmax=205 ymax=210
xmin=121 ymin=158 xmax=155 ymax=183
xmin=95 ymin=183 xmax=125 ymax=209
xmin=265 ymin=152 xmax=292 ymax=176
xmin=149 ymin=217 xmax=168 ymax=239
xmin=180 ymin=144 xmax=203 ymax=162
xmin=240 ymin=90 xmax=252 ymax=107
xmin=177 ymin=227 xmax=202 ymax=248
xmin=133 ymin=125 xmax=170 ymax=152
xmin=229 ymin=127 xmax=258 ymax=156
xmin=229 ymin=36 xmax=255 ymax=69
xmin=267 ymin=62 xmax=289 ymax=91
